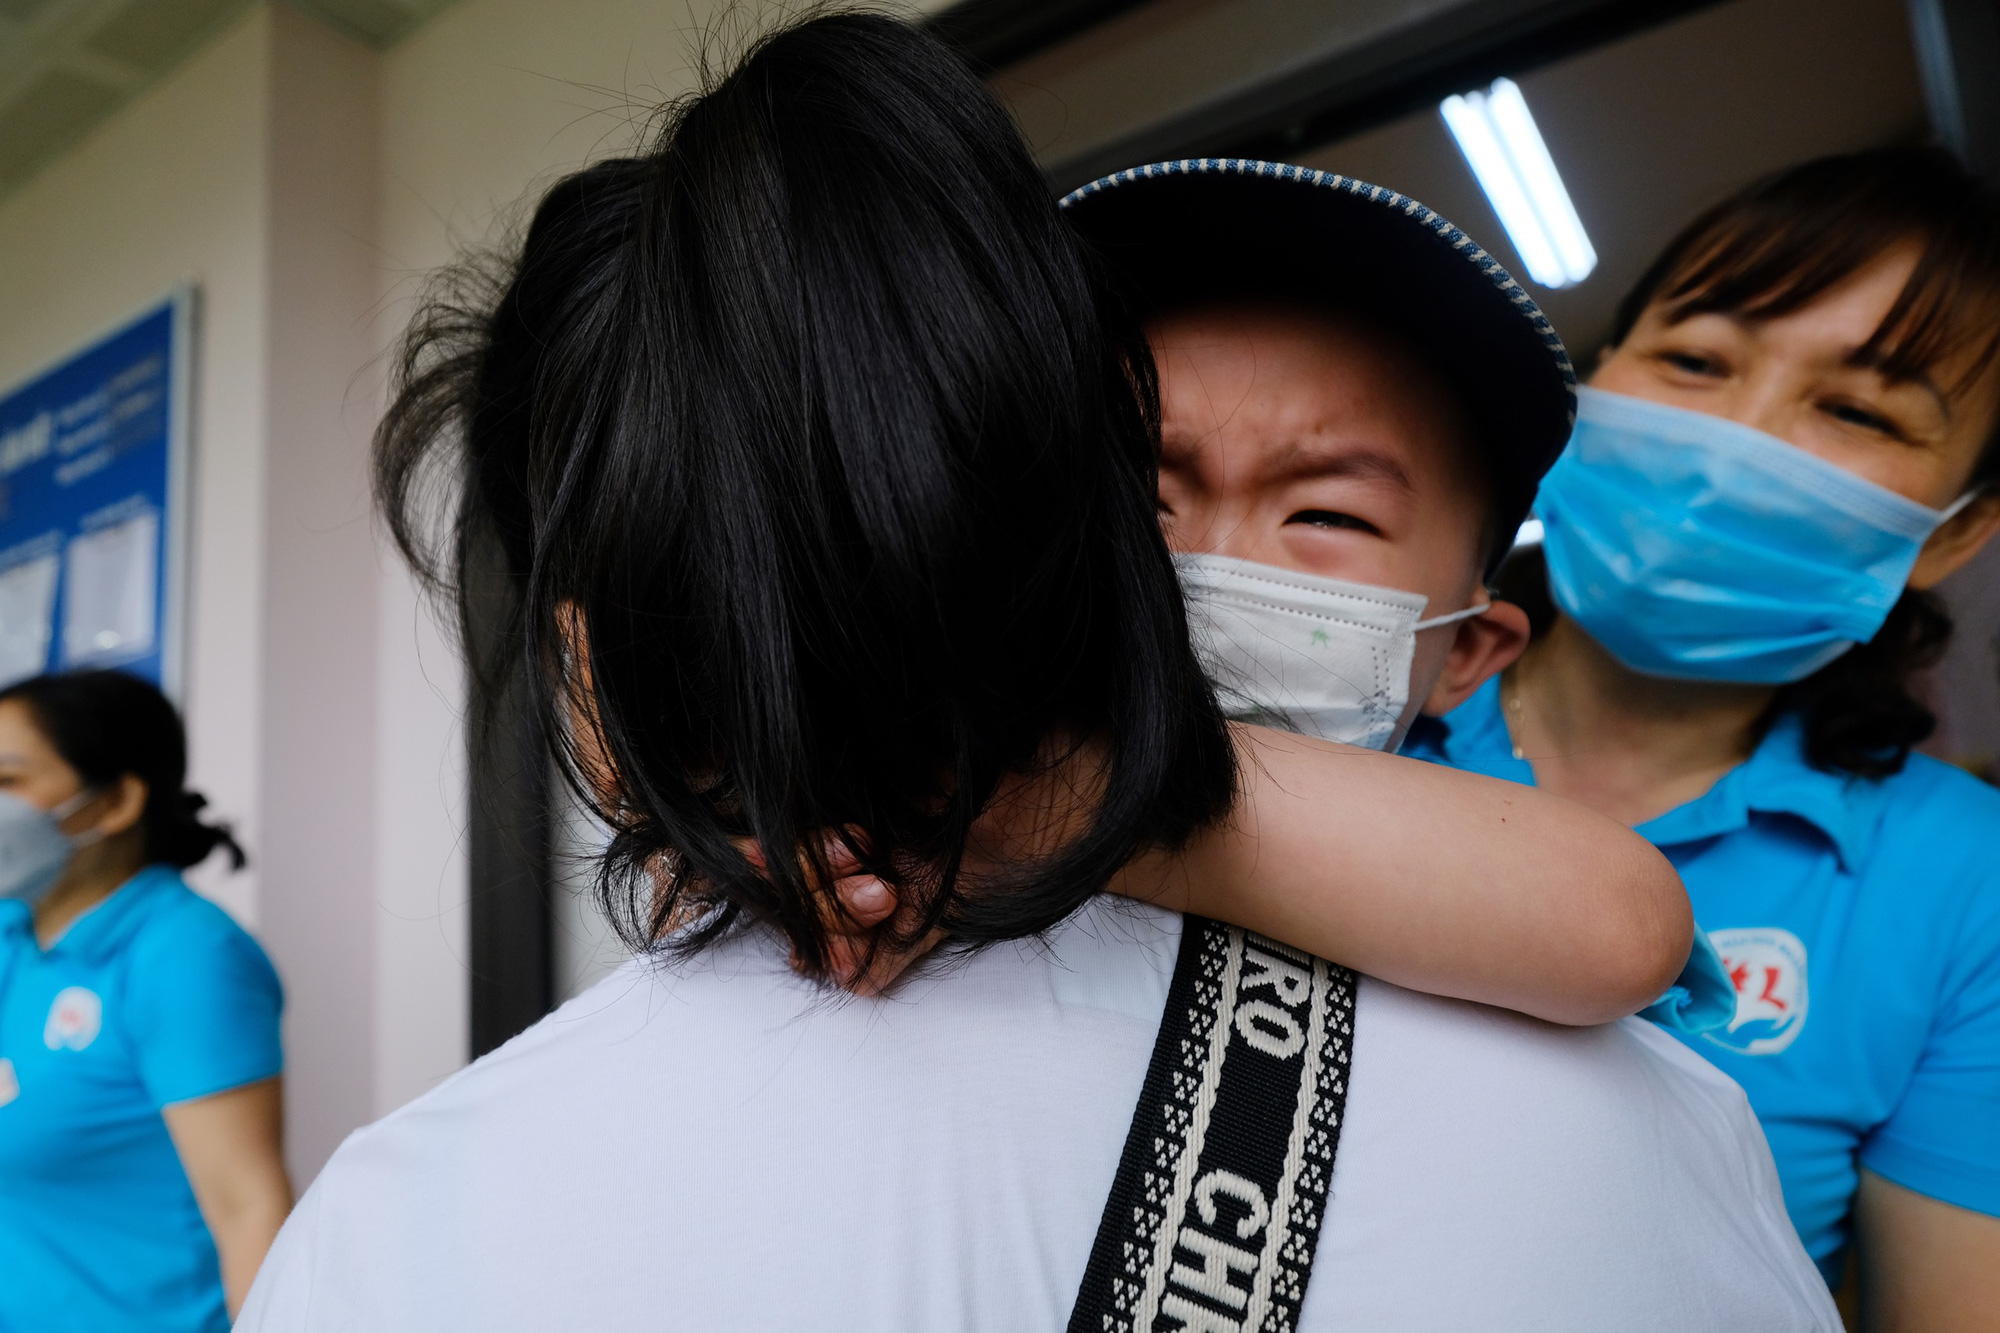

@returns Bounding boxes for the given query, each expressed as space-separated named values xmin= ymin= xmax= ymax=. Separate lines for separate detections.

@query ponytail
xmin=151 ymin=789 xmax=248 ymax=872
xmin=0 ymin=669 xmax=248 ymax=872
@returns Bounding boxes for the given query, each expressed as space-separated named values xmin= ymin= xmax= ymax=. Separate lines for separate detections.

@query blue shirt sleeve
xmin=1859 ymin=786 xmax=2000 ymax=1217
xmin=1641 ymin=925 xmax=1736 ymax=1034
xmin=124 ymin=892 xmax=285 ymax=1107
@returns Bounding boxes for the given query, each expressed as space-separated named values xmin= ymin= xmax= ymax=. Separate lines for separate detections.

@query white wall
xmin=257 ymin=3 xmax=389 ymax=1179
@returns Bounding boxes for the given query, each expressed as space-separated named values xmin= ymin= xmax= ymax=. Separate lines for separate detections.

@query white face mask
xmin=1176 ymin=553 xmax=1489 ymax=751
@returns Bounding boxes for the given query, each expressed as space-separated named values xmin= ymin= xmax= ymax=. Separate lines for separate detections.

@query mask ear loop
xmin=1412 ymin=599 xmax=1492 ymax=633
xmin=1935 ymin=488 xmax=1984 ymax=526
xmin=49 ymin=787 xmax=107 ymax=849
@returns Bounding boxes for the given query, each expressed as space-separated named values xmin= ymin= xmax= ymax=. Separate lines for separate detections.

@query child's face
xmin=1152 ymin=302 xmax=1530 ymax=725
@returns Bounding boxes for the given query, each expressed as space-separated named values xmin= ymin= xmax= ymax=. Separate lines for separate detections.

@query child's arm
xmin=1108 ymin=724 xmax=1691 ymax=1026
xmin=812 ymin=722 xmax=1691 ymax=1021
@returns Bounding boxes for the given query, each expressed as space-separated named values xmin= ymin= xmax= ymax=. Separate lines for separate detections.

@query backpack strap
xmin=1068 ymin=916 xmax=1358 ymax=1333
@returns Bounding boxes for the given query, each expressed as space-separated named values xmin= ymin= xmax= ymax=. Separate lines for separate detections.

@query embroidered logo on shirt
xmin=0 ymin=1057 xmax=16 ymax=1107
xmin=43 ymin=986 xmax=103 ymax=1051
xmin=1703 ymin=927 xmax=1809 ymax=1055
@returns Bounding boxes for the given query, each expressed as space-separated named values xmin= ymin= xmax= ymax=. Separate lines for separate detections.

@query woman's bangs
xmin=1659 ymin=212 xmax=1874 ymax=326
xmin=1655 ymin=206 xmax=2000 ymax=397
xmin=1864 ymin=241 xmax=2000 ymax=394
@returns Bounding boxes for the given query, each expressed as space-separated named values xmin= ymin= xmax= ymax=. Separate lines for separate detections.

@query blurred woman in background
xmin=1410 ymin=147 xmax=2000 ymax=1326
xmin=0 ymin=669 xmax=288 ymax=1332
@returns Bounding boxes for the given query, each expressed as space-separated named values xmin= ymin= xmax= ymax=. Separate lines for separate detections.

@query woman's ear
xmin=1422 ymin=598 xmax=1531 ymax=718
xmin=1910 ymin=493 xmax=2000 ymax=589
xmin=74 ymin=774 xmax=148 ymax=841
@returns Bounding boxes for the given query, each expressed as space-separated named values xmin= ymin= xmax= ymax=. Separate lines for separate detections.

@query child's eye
xmin=1287 ymin=509 xmax=1381 ymax=537
xmin=1659 ymin=350 xmax=1723 ymax=377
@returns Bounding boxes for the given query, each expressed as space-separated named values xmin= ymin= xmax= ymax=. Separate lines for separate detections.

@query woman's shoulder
xmin=127 ymin=869 xmax=258 ymax=938
xmin=120 ymin=869 xmax=279 ymax=985
xmin=1337 ymin=980 xmax=1834 ymax=1319
xmin=1854 ymin=758 xmax=2000 ymax=948
xmin=1872 ymin=753 xmax=2000 ymax=853
xmin=336 ymin=951 xmax=758 ymax=1148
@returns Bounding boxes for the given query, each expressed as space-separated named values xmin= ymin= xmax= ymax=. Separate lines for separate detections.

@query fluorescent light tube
xmin=1441 ymin=80 xmax=1596 ymax=288
xmin=1485 ymin=80 xmax=1596 ymax=284
xmin=1440 ymin=91 xmax=1564 ymax=287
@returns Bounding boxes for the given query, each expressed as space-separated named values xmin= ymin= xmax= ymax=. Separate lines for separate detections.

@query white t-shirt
xmin=240 ymin=900 xmax=1838 ymax=1331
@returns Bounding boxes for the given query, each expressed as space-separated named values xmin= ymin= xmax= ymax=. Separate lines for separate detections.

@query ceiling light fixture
xmin=1440 ymin=78 xmax=1597 ymax=289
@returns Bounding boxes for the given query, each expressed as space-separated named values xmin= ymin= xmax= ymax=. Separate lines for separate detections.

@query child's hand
xmin=757 ymin=734 xmax=1109 ymax=993
xmin=815 ymin=873 xmax=940 ymax=996
xmin=737 ymin=835 xmax=939 ymax=995
xmin=808 ymin=845 xmax=939 ymax=995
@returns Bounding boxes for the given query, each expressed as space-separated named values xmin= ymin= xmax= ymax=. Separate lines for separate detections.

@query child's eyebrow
xmin=1264 ymin=443 xmax=1416 ymax=493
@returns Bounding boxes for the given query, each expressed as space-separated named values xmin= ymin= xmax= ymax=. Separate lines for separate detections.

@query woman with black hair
xmin=0 ymin=669 xmax=288 ymax=1332
xmin=1406 ymin=147 xmax=2000 ymax=1321
xmin=234 ymin=13 xmax=1833 ymax=1330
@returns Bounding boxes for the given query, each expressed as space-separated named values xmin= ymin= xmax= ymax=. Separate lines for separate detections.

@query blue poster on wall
xmin=0 ymin=292 xmax=190 ymax=695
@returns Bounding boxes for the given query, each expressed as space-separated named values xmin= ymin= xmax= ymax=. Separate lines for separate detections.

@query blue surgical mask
xmin=1534 ymin=387 xmax=1977 ymax=684
xmin=0 ymin=790 xmax=94 ymax=907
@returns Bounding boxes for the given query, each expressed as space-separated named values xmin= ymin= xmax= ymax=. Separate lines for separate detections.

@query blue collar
xmin=0 ymin=865 xmax=183 ymax=964
xmin=1413 ymin=678 xmax=1894 ymax=871
xmin=0 ymin=900 xmax=27 ymax=949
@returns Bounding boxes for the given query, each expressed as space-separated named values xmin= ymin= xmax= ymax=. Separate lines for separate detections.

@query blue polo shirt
xmin=0 ymin=864 xmax=284 ymax=1333
xmin=1408 ymin=678 xmax=2000 ymax=1282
